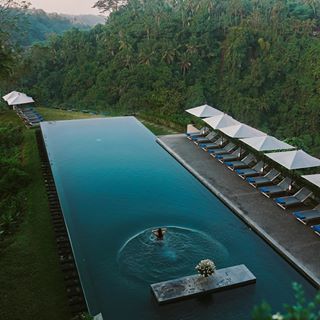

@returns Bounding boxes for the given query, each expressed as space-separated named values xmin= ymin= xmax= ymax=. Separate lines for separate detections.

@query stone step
xmin=151 ymin=264 xmax=256 ymax=304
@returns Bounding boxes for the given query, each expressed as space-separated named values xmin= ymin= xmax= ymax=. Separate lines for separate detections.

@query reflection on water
xmin=117 ymin=226 xmax=229 ymax=283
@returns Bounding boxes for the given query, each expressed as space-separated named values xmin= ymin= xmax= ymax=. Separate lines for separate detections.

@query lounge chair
xmin=235 ymin=161 xmax=266 ymax=179
xmin=216 ymin=148 xmax=244 ymax=162
xmin=193 ymin=131 xmax=218 ymax=144
xmin=259 ymin=177 xmax=293 ymax=198
xmin=293 ymin=205 xmax=320 ymax=225
xmin=311 ymin=224 xmax=320 ymax=236
xmin=225 ymin=154 xmax=256 ymax=171
xmin=21 ymin=110 xmax=37 ymax=114
xmin=207 ymin=142 xmax=236 ymax=156
xmin=200 ymin=137 xmax=226 ymax=150
xmin=17 ymin=108 xmax=34 ymax=113
xmin=24 ymin=115 xmax=43 ymax=121
xmin=27 ymin=121 xmax=40 ymax=127
xmin=247 ymin=169 xmax=280 ymax=187
xmin=186 ymin=126 xmax=209 ymax=139
xmin=275 ymin=187 xmax=313 ymax=209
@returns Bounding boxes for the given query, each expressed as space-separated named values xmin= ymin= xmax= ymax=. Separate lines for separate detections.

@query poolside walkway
xmin=157 ymin=134 xmax=320 ymax=288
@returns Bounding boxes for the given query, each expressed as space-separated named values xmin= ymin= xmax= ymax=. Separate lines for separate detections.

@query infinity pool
xmin=41 ymin=117 xmax=316 ymax=319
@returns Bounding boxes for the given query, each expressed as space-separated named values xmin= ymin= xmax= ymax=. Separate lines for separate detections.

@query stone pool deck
xmin=157 ymin=134 xmax=320 ymax=288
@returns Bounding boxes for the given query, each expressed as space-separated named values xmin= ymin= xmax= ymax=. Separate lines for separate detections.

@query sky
xmin=30 ymin=0 xmax=100 ymax=15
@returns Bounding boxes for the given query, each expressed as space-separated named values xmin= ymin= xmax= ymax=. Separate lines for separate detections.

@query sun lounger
xmin=17 ymin=108 xmax=34 ymax=113
xmin=311 ymin=224 xmax=320 ymax=236
xmin=293 ymin=205 xmax=320 ymax=225
xmin=27 ymin=121 xmax=40 ymax=127
xmin=24 ymin=115 xmax=43 ymax=121
xmin=200 ymin=137 xmax=226 ymax=150
xmin=20 ymin=110 xmax=37 ymax=114
xmin=235 ymin=161 xmax=266 ymax=179
xmin=216 ymin=148 xmax=244 ymax=162
xmin=193 ymin=131 xmax=218 ymax=144
xmin=247 ymin=169 xmax=280 ymax=187
xmin=25 ymin=114 xmax=41 ymax=120
xmin=259 ymin=177 xmax=293 ymax=198
xmin=186 ymin=126 xmax=209 ymax=139
xmin=207 ymin=142 xmax=236 ymax=155
xmin=275 ymin=187 xmax=313 ymax=209
xmin=225 ymin=154 xmax=256 ymax=171
xmin=27 ymin=119 xmax=41 ymax=123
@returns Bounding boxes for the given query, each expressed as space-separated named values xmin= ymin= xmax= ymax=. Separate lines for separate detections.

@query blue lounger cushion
xmin=275 ymin=198 xmax=286 ymax=204
xmin=224 ymin=162 xmax=233 ymax=166
xmin=247 ymin=177 xmax=255 ymax=183
xmin=293 ymin=212 xmax=305 ymax=219
xmin=207 ymin=149 xmax=217 ymax=153
xmin=235 ymin=169 xmax=245 ymax=174
xmin=259 ymin=187 xmax=269 ymax=193
xmin=312 ymin=225 xmax=320 ymax=232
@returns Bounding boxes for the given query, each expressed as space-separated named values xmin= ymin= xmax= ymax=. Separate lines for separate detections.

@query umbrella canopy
xmin=266 ymin=150 xmax=320 ymax=170
xmin=220 ymin=123 xmax=266 ymax=139
xmin=2 ymin=91 xmax=23 ymax=102
xmin=240 ymin=135 xmax=294 ymax=152
xmin=7 ymin=93 xmax=34 ymax=106
xmin=203 ymin=114 xmax=239 ymax=130
xmin=302 ymin=174 xmax=320 ymax=188
xmin=186 ymin=104 xmax=223 ymax=118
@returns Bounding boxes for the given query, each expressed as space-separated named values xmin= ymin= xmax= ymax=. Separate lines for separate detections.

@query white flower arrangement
xmin=195 ymin=259 xmax=216 ymax=277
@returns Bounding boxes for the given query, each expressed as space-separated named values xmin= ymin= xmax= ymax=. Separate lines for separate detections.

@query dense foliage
xmin=15 ymin=9 xmax=92 ymax=47
xmin=252 ymin=282 xmax=320 ymax=319
xmin=15 ymin=0 xmax=320 ymax=154
xmin=0 ymin=0 xmax=29 ymax=76
xmin=0 ymin=121 xmax=28 ymax=237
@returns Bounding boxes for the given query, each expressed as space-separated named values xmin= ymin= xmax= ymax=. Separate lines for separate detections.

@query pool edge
xmin=156 ymin=135 xmax=320 ymax=288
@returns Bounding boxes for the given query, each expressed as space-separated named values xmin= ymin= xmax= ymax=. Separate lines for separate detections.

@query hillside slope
xmin=10 ymin=0 xmax=320 ymax=154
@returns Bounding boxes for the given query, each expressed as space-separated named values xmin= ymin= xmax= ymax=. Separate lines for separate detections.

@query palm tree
xmin=138 ymin=46 xmax=155 ymax=65
xmin=303 ymin=0 xmax=318 ymax=17
xmin=161 ymin=42 xmax=179 ymax=64
xmin=178 ymin=52 xmax=192 ymax=75
xmin=93 ymin=0 xmax=128 ymax=13
xmin=118 ymin=30 xmax=132 ymax=51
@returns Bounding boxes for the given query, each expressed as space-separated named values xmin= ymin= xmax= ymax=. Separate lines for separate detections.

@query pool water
xmin=41 ymin=117 xmax=316 ymax=320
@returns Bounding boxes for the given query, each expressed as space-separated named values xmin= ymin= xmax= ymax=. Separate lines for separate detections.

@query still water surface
xmin=41 ymin=117 xmax=316 ymax=320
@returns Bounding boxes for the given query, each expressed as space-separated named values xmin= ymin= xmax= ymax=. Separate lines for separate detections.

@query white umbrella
xmin=220 ymin=123 xmax=266 ymax=139
xmin=7 ymin=93 xmax=34 ymax=106
xmin=2 ymin=91 xmax=23 ymax=102
xmin=203 ymin=114 xmax=239 ymax=130
xmin=186 ymin=104 xmax=223 ymax=118
xmin=266 ymin=150 xmax=320 ymax=170
xmin=240 ymin=135 xmax=295 ymax=152
xmin=302 ymin=174 xmax=320 ymax=188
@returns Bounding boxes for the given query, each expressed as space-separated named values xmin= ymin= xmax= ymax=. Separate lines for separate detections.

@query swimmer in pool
xmin=152 ymin=227 xmax=167 ymax=240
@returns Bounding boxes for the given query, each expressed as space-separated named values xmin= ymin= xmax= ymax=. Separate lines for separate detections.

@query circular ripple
xmin=117 ymin=226 xmax=229 ymax=283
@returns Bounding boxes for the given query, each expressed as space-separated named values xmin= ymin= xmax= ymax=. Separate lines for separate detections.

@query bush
xmin=0 ymin=122 xmax=28 ymax=238
xmin=252 ymin=283 xmax=320 ymax=320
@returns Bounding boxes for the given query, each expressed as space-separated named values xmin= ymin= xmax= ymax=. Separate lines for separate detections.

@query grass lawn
xmin=0 ymin=107 xmax=175 ymax=320
xmin=37 ymin=106 xmax=176 ymax=135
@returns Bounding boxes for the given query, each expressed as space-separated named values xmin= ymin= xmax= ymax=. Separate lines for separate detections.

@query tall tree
xmin=93 ymin=0 xmax=128 ymax=13
xmin=0 ymin=0 xmax=30 ymax=77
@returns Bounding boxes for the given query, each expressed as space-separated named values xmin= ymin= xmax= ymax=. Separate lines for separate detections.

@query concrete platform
xmin=157 ymin=134 xmax=320 ymax=288
xmin=151 ymin=264 xmax=256 ymax=304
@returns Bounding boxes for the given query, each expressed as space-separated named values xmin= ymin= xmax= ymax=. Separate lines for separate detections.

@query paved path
xmin=157 ymin=134 xmax=320 ymax=288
